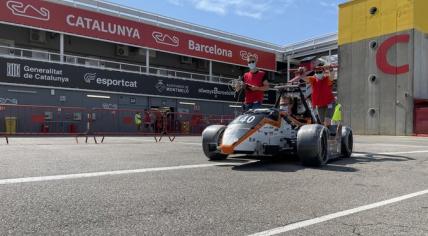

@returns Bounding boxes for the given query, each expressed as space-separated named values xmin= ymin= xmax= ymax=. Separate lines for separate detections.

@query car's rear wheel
xmin=297 ymin=124 xmax=329 ymax=167
xmin=341 ymin=126 xmax=353 ymax=158
xmin=202 ymin=125 xmax=228 ymax=161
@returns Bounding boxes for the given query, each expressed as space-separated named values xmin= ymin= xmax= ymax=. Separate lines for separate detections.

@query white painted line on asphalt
xmin=249 ymin=189 xmax=428 ymax=236
xmin=379 ymin=150 xmax=428 ymax=155
xmin=0 ymin=163 xmax=239 ymax=185
xmin=176 ymin=142 xmax=202 ymax=146
xmin=355 ymin=143 xmax=428 ymax=148
xmin=353 ymin=150 xmax=428 ymax=157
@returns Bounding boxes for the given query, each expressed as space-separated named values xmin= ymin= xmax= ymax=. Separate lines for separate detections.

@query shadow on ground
xmin=217 ymin=151 xmax=416 ymax=173
xmin=352 ymin=152 xmax=416 ymax=161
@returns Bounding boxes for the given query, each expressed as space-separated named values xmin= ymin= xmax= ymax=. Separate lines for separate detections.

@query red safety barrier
xmin=0 ymin=104 xmax=90 ymax=137
xmin=91 ymin=107 xmax=158 ymax=137
xmin=90 ymin=108 xmax=234 ymax=137
xmin=166 ymin=112 xmax=233 ymax=136
xmin=0 ymin=104 xmax=236 ymax=143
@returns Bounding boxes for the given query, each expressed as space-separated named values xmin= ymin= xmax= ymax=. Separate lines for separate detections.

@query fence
xmin=0 ymin=104 xmax=90 ymax=135
xmin=90 ymin=108 xmax=233 ymax=141
xmin=0 ymin=104 xmax=235 ymax=143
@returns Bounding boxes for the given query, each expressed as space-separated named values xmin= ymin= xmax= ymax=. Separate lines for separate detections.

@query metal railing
xmin=0 ymin=45 xmax=236 ymax=84
xmin=283 ymin=33 xmax=338 ymax=58
xmin=284 ymin=33 xmax=338 ymax=52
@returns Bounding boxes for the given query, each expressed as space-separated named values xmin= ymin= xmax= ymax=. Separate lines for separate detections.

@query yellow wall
xmin=414 ymin=0 xmax=428 ymax=33
xmin=339 ymin=0 xmax=414 ymax=45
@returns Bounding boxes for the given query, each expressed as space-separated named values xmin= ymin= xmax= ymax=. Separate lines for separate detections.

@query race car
xmin=202 ymin=84 xmax=353 ymax=166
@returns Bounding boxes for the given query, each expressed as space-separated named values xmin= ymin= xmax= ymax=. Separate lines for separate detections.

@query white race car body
xmin=220 ymin=109 xmax=297 ymax=156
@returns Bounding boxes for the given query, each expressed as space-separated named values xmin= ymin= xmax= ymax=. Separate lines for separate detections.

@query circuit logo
xmin=240 ymin=51 xmax=259 ymax=62
xmin=152 ymin=31 xmax=179 ymax=47
xmin=6 ymin=1 xmax=50 ymax=21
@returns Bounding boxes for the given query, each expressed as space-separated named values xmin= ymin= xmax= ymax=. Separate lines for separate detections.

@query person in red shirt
xmin=235 ymin=55 xmax=269 ymax=112
xmin=303 ymin=63 xmax=335 ymax=126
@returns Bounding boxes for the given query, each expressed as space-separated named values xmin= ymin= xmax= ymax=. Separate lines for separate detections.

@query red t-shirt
xmin=309 ymin=76 xmax=334 ymax=107
xmin=243 ymin=70 xmax=266 ymax=104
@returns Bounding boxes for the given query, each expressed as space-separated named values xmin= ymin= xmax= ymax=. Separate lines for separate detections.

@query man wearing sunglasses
xmin=303 ymin=62 xmax=335 ymax=126
xmin=235 ymin=55 xmax=269 ymax=112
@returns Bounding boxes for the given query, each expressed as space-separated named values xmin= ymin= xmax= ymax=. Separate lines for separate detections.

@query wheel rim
xmin=218 ymin=130 xmax=224 ymax=147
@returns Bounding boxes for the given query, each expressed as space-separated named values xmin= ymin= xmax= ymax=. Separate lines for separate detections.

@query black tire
xmin=297 ymin=124 xmax=329 ymax=167
xmin=341 ymin=126 xmax=353 ymax=158
xmin=202 ymin=125 xmax=228 ymax=161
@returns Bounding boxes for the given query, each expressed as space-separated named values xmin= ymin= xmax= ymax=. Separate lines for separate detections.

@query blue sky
xmin=107 ymin=0 xmax=347 ymax=46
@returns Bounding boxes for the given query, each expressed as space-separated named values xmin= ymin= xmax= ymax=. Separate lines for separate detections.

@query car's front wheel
xmin=202 ymin=125 xmax=228 ymax=161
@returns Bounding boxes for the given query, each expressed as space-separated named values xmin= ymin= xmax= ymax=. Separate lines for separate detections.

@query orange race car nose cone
xmin=220 ymin=145 xmax=235 ymax=155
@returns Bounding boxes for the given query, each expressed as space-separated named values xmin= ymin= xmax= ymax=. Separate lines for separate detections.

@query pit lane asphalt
xmin=0 ymin=136 xmax=427 ymax=235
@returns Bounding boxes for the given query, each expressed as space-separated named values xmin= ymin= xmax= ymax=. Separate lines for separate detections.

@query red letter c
xmin=376 ymin=34 xmax=410 ymax=75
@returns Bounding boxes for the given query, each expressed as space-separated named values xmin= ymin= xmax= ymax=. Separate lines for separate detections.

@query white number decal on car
xmin=239 ymin=115 xmax=256 ymax=123
xmin=247 ymin=116 xmax=255 ymax=123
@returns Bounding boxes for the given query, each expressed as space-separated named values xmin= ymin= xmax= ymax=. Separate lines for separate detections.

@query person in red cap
xmin=235 ymin=55 xmax=270 ymax=112
xmin=303 ymin=63 xmax=335 ymax=126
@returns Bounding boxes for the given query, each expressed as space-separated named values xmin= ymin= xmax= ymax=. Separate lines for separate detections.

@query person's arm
xmin=289 ymin=67 xmax=307 ymax=83
xmin=287 ymin=115 xmax=304 ymax=126
xmin=324 ymin=70 xmax=334 ymax=87
xmin=324 ymin=69 xmax=335 ymax=81
xmin=247 ymin=72 xmax=269 ymax=91
xmin=280 ymin=111 xmax=289 ymax=117
xmin=303 ymin=76 xmax=311 ymax=83
xmin=260 ymin=80 xmax=269 ymax=91
xmin=302 ymin=76 xmax=314 ymax=84
xmin=288 ymin=75 xmax=302 ymax=83
xmin=281 ymin=112 xmax=303 ymax=127
xmin=247 ymin=79 xmax=269 ymax=92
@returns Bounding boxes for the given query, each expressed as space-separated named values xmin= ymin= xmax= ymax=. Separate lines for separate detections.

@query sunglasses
xmin=315 ymin=71 xmax=324 ymax=74
xmin=248 ymin=61 xmax=256 ymax=64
